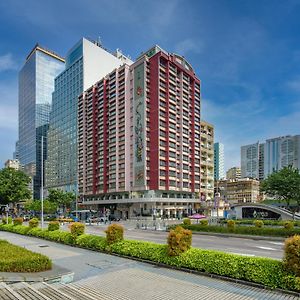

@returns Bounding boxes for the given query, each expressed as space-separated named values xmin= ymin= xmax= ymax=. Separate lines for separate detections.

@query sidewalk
xmin=0 ymin=231 xmax=298 ymax=299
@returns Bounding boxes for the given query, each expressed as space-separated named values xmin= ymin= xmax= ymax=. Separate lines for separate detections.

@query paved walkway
xmin=0 ymin=231 xmax=297 ymax=299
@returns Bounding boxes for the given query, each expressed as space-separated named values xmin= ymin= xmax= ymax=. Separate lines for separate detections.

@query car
xmin=22 ymin=215 xmax=31 ymax=221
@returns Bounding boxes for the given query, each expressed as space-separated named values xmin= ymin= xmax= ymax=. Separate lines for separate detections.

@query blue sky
xmin=0 ymin=0 xmax=300 ymax=170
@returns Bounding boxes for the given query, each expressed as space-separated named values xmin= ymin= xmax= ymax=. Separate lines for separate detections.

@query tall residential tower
xmin=78 ymin=45 xmax=201 ymax=218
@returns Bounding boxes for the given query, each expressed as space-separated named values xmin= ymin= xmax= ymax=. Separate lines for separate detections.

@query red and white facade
xmin=78 ymin=46 xmax=201 ymax=218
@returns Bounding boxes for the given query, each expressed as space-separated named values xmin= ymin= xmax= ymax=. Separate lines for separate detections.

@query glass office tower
xmin=45 ymin=38 xmax=131 ymax=192
xmin=18 ymin=44 xmax=65 ymax=198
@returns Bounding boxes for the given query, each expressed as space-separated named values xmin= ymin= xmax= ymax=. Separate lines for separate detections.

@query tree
xmin=260 ymin=166 xmax=300 ymax=211
xmin=47 ymin=189 xmax=76 ymax=213
xmin=24 ymin=199 xmax=57 ymax=214
xmin=0 ymin=168 xmax=31 ymax=207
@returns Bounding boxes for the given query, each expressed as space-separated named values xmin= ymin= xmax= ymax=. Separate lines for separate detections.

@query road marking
xmin=268 ymin=242 xmax=283 ymax=245
xmin=256 ymin=246 xmax=277 ymax=251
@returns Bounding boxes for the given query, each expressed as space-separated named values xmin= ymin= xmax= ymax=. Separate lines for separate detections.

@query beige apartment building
xmin=4 ymin=159 xmax=21 ymax=170
xmin=226 ymin=167 xmax=241 ymax=180
xmin=216 ymin=178 xmax=260 ymax=204
xmin=200 ymin=121 xmax=214 ymax=200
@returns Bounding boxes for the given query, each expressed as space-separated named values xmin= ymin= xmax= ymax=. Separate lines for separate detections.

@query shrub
xmin=2 ymin=216 xmax=12 ymax=224
xmin=167 ymin=225 xmax=192 ymax=256
xmin=227 ymin=220 xmax=236 ymax=231
xmin=105 ymin=224 xmax=124 ymax=245
xmin=183 ymin=218 xmax=191 ymax=225
xmin=200 ymin=219 xmax=208 ymax=226
xmin=29 ymin=218 xmax=39 ymax=228
xmin=0 ymin=239 xmax=51 ymax=272
xmin=283 ymin=235 xmax=300 ymax=276
xmin=76 ymin=234 xmax=107 ymax=251
xmin=284 ymin=221 xmax=294 ymax=230
xmin=69 ymin=222 xmax=85 ymax=237
xmin=253 ymin=220 xmax=264 ymax=228
xmin=13 ymin=217 xmax=23 ymax=226
xmin=48 ymin=221 xmax=60 ymax=231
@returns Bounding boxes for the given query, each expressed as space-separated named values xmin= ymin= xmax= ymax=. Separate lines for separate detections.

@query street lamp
xmin=41 ymin=135 xmax=46 ymax=229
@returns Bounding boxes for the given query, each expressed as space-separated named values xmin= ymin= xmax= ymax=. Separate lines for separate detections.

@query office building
xmin=214 ymin=142 xmax=225 ymax=180
xmin=46 ymin=38 xmax=132 ymax=192
xmin=13 ymin=141 xmax=19 ymax=160
xmin=226 ymin=167 xmax=241 ymax=180
xmin=78 ymin=45 xmax=201 ymax=218
xmin=241 ymin=142 xmax=260 ymax=179
xmin=264 ymin=135 xmax=300 ymax=177
xmin=200 ymin=121 xmax=214 ymax=200
xmin=241 ymin=135 xmax=300 ymax=181
xmin=18 ymin=44 xmax=65 ymax=199
xmin=4 ymin=159 xmax=21 ymax=170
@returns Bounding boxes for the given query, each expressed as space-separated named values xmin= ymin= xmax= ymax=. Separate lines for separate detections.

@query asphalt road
xmin=77 ymin=223 xmax=284 ymax=260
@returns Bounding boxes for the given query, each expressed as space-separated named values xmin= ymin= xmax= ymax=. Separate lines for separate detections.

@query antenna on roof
xmin=97 ymin=36 xmax=102 ymax=47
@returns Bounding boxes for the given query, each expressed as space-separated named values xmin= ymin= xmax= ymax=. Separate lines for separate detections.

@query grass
xmin=0 ymin=239 xmax=52 ymax=272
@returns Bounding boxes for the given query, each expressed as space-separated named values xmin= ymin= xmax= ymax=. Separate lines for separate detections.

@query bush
xmin=183 ymin=218 xmax=191 ymax=225
xmin=13 ymin=217 xmax=23 ymax=226
xmin=0 ymin=239 xmax=51 ymax=272
xmin=105 ymin=224 xmax=124 ymax=245
xmin=2 ymin=216 xmax=12 ymax=224
xmin=48 ymin=221 xmax=60 ymax=231
xmin=227 ymin=220 xmax=236 ymax=231
xmin=253 ymin=220 xmax=264 ymax=228
xmin=200 ymin=219 xmax=208 ymax=226
xmin=29 ymin=218 xmax=39 ymax=228
xmin=69 ymin=222 xmax=85 ymax=237
xmin=76 ymin=234 xmax=107 ymax=251
xmin=284 ymin=221 xmax=294 ymax=230
xmin=167 ymin=226 xmax=192 ymax=256
xmin=283 ymin=235 xmax=300 ymax=276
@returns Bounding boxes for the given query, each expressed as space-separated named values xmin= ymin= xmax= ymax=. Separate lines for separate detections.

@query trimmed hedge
xmin=48 ymin=221 xmax=60 ymax=231
xmin=221 ymin=219 xmax=300 ymax=227
xmin=2 ymin=216 xmax=12 ymax=224
xmin=29 ymin=218 xmax=39 ymax=228
xmin=105 ymin=224 xmax=124 ymax=245
xmin=177 ymin=224 xmax=300 ymax=237
xmin=1 ymin=223 xmax=300 ymax=292
xmin=0 ymin=239 xmax=51 ymax=272
xmin=167 ymin=226 xmax=192 ymax=256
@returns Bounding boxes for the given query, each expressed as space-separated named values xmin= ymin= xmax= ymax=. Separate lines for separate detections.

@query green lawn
xmin=0 ymin=239 xmax=52 ymax=272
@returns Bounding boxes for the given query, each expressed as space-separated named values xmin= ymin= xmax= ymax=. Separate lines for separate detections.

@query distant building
xmin=200 ymin=121 xmax=214 ymax=200
xmin=241 ymin=142 xmax=260 ymax=179
xmin=214 ymin=142 xmax=225 ymax=180
xmin=18 ymin=44 xmax=65 ymax=199
xmin=264 ymin=135 xmax=300 ymax=178
xmin=241 ymin=135 xmax=300 ymax=181
xmin=13 ymin=141 xmax=19 ymax=160
xmin=46 ymin=37 xmax=132 ymax=193
xmin=226 ymin=167 xmax=241 ymax=180
xmin=216 ymin=178 xmax=260 ymax=204
xmin=4 ymin=159 xmax=21 ymax=170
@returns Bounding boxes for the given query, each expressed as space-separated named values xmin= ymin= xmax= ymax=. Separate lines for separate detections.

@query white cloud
xmin=0 ymin=54 xmax=18 ymax=72
xmin=286 ymin=77 xmax=300 ymax=92
xmin=174 ymin=38 xmax=204 ymax=56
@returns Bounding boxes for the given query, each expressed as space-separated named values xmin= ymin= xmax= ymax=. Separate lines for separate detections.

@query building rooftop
xmin=26 ymin=43 xmax=65 ymax=62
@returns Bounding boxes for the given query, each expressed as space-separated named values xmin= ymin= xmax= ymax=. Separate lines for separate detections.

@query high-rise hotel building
xmin=78 ymin=46 xmax=201 ymax=218
xmin=46 ymin=38 xmax=131 ymax=192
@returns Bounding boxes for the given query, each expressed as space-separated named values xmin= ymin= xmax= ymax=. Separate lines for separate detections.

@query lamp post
xmin=41 ymin=135 xmax=45 ymax=229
